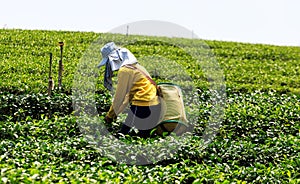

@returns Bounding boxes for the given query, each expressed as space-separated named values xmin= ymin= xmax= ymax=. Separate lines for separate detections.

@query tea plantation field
xmin=0 ymin=29 xmax=299 ymax=183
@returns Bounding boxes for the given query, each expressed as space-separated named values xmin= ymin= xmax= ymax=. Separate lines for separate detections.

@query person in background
xmin=97 ymin=42 xmax=161 ymax=138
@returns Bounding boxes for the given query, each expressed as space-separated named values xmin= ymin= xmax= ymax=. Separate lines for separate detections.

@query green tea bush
xmin=0 ymin=92 xmax=72 ymax=121
xmin=1 ymin=29 xmax=300 ymax=94
xmin=1 ymin=29 xmax=300 ymax=183
xmin=0 ymin=91 xmax=111 ymax=121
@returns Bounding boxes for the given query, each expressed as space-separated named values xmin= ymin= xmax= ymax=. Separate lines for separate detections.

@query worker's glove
xmin=104 ymin=116 xmax=114 ymax=124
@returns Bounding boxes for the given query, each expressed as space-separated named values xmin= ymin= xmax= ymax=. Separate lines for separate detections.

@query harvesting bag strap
xmin=124 ymin=64 xmax=157 ymax=86
xmin=124 ymin=64 xmax=162 ymax=96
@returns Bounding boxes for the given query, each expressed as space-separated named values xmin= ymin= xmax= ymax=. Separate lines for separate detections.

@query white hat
xmin=97 ymin=42 xmax=119 ymax=68
xmin=108 ymin=48 xmax=138 ymax=71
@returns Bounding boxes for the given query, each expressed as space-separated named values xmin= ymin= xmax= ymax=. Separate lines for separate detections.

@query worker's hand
xmin=104 ymin=116 xmax=114 ymax=124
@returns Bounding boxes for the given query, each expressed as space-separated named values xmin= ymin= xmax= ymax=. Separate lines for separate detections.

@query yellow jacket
xmin=107 ymin=64 xmax=159 ymax=119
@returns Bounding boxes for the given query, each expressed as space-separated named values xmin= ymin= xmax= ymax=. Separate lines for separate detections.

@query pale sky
xmin=1 ymin=0 xmax=299 ymax=46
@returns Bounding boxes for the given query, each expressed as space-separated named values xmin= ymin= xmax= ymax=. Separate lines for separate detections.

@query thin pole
xmin=48 ymin=52 xmax=53 ymax=118
xmin=48 ymin=53 xmax=53 ymax=96
xmin=58 ymin=42 xmax=64 ymax=89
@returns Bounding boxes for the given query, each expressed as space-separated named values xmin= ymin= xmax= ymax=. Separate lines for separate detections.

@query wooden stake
xmin=48 ymin=53 xmax=53 ymax=96
xmin=58 ymin=42 xmax=64 ymax=89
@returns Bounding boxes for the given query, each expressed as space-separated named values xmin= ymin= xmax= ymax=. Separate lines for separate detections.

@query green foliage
xmin=1 ymin=29 xmax=300 ymax=183
xmin=0 ymin=91 xmax=71 ymax=121
xmin=0 ymin=29 xmax=99 ymax=94
xmin=1 ymin=29 xmax=300 ymax=94
xmin=207 ymin=41 xmax=300 ymax=94
xmin=0 ymin=91 xmax=111 ymax=121
xmin=1 ymin=90 xmax=299 ymax=183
